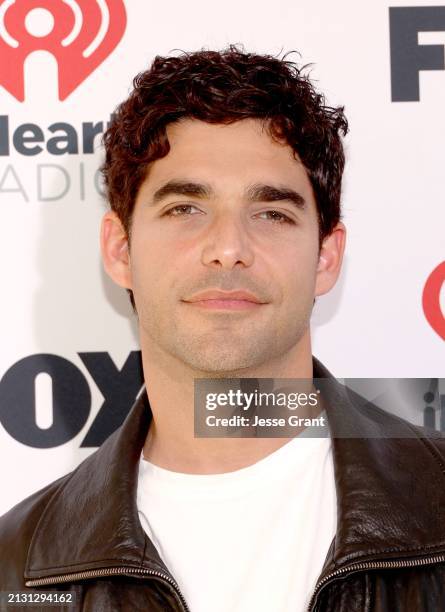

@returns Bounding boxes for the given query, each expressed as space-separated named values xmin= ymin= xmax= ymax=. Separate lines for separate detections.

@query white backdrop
xmin=0 ymin=0 xmax=444 ymax=515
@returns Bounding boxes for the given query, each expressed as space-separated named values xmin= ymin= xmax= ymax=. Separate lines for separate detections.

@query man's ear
xmin=100 ymin=211 xmax=132 ymax=289
xmin=315 ymin=222 xmax=346 ymax=296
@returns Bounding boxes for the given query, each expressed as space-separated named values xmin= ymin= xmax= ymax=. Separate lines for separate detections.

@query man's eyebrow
xmin=151 ymin=180 xmax=306 ymax=210
xmin=151 ymin=180 xmax=211 ymax=204
xmin=246 ymin=183 xmax=306 ymax=210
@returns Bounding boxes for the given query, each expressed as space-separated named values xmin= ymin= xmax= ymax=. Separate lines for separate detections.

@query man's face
xmin=126 ymin=118 xmax=327 ymax=374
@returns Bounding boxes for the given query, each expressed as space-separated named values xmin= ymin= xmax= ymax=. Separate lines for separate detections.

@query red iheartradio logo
xmin=422 ymin=261 xmax=445 ymax=341
xmin=0 ymin=0 xmax=126 ymax=101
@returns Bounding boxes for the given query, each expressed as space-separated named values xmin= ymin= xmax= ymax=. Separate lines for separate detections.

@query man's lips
xmin=182 ymin=290 xmax=266 ymax=310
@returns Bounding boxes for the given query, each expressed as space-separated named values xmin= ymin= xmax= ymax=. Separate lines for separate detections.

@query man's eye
xmin=163 ymin=204 xmax=201 ymax=217
xmin=257 ymin=210 xmax=294 ymax=224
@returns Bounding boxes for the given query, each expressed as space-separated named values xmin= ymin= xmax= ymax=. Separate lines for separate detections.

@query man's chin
xmin=177 ymin=350 xmax=262 ymax=377
xmin=187 ymin=361 xmax=255 ymax=377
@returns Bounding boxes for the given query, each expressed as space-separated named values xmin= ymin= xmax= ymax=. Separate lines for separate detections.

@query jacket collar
xmin=25 ymin=357 xmax=445 ymax=581
xmin=314 ymin=357 xmax=445 ymax=578
xmin=25 ymin=385 xmax=167 ymax=581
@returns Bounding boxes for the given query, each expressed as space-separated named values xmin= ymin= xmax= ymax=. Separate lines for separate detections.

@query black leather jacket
xmin=1 ymin=357 xmax=445 ymax=612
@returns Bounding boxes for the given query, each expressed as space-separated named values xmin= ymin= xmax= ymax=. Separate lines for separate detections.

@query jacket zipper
xmin=307 ymin=553 xmax=445 ymax=611
xmin=24 ymin=552 xmax=445 ymax=612
xmin=25 ymin=566 xmax=190 ymax=612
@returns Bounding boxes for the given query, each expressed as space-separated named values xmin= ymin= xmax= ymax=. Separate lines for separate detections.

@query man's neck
xmin=141 ymin=332 xmax=317 ymax=474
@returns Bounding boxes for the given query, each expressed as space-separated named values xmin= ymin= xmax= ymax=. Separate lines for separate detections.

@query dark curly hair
xmin=101 ymin=44 xmax=348 ymax=311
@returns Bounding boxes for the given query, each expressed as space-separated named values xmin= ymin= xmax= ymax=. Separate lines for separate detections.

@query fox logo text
xmin=390 ymin=6 xmax=445 ymax=101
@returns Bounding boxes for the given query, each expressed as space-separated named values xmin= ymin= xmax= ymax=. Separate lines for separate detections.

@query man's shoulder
xmin=374 ymin=399 xmax=445 ymax=451
xmin=0 ymin=473 xmax=69 ymax=531
xmin=0 ymin=473 xmax=71 ymax=589
xmin=404 ymin=417 xmax=445 ymax=460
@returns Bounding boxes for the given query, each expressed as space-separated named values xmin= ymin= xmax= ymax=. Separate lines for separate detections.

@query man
xmin=1 ymin=45 xmax=445 ymax=612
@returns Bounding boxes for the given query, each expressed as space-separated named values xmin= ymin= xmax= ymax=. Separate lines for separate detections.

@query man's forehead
xmin=140 ymin=119 xmax=311 ymax=193
xmin=163 ymin=117 xmax=303 ymax=159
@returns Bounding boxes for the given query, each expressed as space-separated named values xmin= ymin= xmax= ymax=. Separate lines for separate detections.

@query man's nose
xmin=200 ymin=211 xmax=255 ymax=269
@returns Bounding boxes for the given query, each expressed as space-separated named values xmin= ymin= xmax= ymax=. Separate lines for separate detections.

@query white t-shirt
xmin=137 ymin=433 xmax=336 ymax=612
